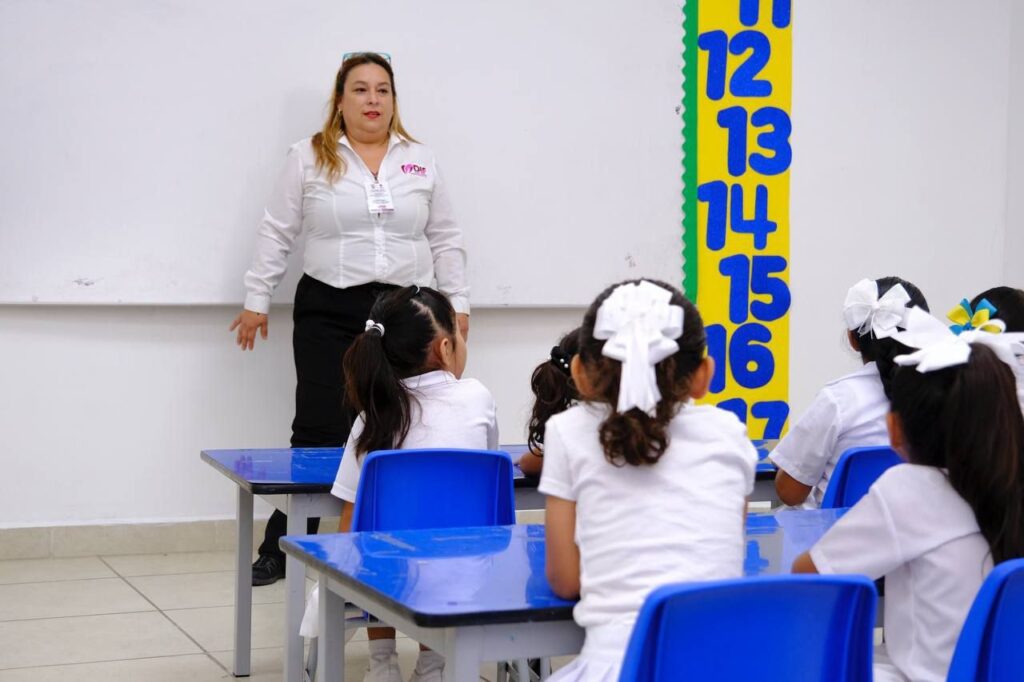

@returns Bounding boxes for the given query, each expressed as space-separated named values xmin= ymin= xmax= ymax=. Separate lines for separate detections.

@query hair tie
xmin=893 ymin=307 xmax=1024 ymax=373
xmin=549 ymin=347 xmax=573 ymax=376
xmin=947 ymin=298 xmax=1003 ymax=335
xmin=843 ymin=279 xmax=911 ymax=339
xmin=593 ymin=280 xmax=683 ymax=416
xmin=364 ymin=319 xmax=385 ymax=337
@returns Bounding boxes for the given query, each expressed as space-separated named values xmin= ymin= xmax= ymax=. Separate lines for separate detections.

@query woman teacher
xmin=230 ymin=53 xmax=470 ymax=585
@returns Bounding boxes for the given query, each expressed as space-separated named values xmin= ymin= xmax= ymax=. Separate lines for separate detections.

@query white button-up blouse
xmin=243 ymin=134 xmax=469 ymax=314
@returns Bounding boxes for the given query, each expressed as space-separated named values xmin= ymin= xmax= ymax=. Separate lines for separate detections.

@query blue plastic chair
xmin=618 ymin=575 xmax=877 ymax=682
xmin=308 ymin=448 xmax=516 ymax=681
xmin=820 ymin=446 xmax=902 ymax=509
xmin=351 ymin=448 xmax=516 ymax=531
xmin=947 ymin=558 xmax=1024 ymax=681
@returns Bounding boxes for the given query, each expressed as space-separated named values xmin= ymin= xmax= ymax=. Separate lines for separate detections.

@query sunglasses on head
xmin=342 ymin=52 xmax=392 ymax=63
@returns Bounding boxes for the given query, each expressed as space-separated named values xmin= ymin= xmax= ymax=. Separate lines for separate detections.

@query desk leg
xmin=233 ymin=488 xmax=253 ymax=677
xmin=319 ymin=575 xmax=345 ymax=682
xmin=284 ymin=495 xmax=312 ymax=682
xmin=443 ymin=628 xmax=482 ymax=682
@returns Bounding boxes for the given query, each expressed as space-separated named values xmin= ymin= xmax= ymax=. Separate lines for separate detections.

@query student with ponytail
xmin=327 ymin=285 xmax=496 ymax=682
xmin=539 ymin=279 xmax=757 ymax=681
xmin=518 ymin=328 xmax=581 ymax=476
xmin=771 ymin=276 xmax=928 ymax=507
xmin=794 ymin=309 xmax=1024 ymax=682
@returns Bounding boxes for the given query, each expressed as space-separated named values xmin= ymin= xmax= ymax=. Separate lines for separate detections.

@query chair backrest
xmin=947 ymin=558 xmax=1024 ymax=682
xmin=351 ymin=448 xmax=515 ymax=532
xmin=820 ymin=446 xmax=902 ymax=509
xmin=618 ymin=575 xmax=877 ymax=682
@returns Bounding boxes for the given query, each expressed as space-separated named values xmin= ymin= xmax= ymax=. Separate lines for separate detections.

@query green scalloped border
xmin=681 ymin=0 xmax=699 ymax=299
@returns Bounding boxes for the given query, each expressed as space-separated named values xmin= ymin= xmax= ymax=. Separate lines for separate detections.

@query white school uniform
xmin=300 ymin=369 xmax=497 ymax=638
xmin=538 ymin=402 xmax=758 ymax=682
xmin=332 ymin=369 xmax=498 ymax=502
xmin=810 ymin=464 xmax=991 ymax=682
xmin=769 ymin=362 xmax=890 ymax=508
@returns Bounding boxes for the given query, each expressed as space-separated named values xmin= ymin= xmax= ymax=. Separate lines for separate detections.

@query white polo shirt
xmin=538 ymin=402 xmax=757 ymax=629
xmin=331 ymin=370 xmax=498 ymax=502
xmin=810 ymin=464 xmax=991 ymax=682
xmin=244 ymin=134 xmax=469 ymax=314
xmin=769 ymin=362 xmax=891 ymax=507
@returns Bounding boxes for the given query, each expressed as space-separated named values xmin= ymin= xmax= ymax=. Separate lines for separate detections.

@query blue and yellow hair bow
xmin=947 ymin=298 xmax=1004 ymax=335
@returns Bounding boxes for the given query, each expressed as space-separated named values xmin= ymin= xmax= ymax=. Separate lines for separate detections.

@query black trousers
xmin=258 ymin=276 xmax=399 ymax=558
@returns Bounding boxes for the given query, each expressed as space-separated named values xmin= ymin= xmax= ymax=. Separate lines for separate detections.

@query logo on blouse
xmin=401 ymin=163 xmax=427 ymax=176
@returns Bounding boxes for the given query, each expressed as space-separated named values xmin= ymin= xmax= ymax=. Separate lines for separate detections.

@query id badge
xmin=365 ymin=180 xmax=395 ymax=214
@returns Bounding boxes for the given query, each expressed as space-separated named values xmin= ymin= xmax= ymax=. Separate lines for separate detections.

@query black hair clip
xmin=549 ymin=346 xmax=573 ymax=376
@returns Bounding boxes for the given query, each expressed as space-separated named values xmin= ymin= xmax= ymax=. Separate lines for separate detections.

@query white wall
xmin=789 ymin=0 xmax=1013 ymax=404
xmin=0 ymin=305 xmax=582 ymax=527
xmin=1 ymin=0 xmax=1021 ymax=527
xmin=1006 ymin=0 xmax=1024 ymax=281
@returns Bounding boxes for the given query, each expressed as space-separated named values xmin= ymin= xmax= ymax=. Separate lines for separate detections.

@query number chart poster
xmin=682 ymin=0 xmax=792 ymax=440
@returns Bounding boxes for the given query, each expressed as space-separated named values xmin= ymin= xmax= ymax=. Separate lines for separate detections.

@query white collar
xmin=401 ymin=370 xmax=457 ymax=389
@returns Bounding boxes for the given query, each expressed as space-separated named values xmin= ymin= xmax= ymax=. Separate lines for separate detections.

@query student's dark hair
xmin=890 ymin=344 xmax=1024 ymax=564
xmin=578 ymin=279 xmax=706 ymax=467
xmin=342 ymin=286 xmax=456 ymax=457
xmin=852 ymin=276 xmax=929 ymax=398
xmin=971 ymin=286 xmax=1024 ymax=332
xmin=527 ymin=328 xmax=582 ymax=455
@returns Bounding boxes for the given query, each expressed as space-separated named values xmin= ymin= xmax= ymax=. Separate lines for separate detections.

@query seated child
xmin=794 ymin=309 xmax=1024 ymax=681
xmin=771 ymin=277 xmax=928 ymax=507
xmin=518 ymin=328 xmax=581 ymax=477
xmin=540 ymin=278 xmax=758 ymax=681
xmin=306 ymin=285 xmax=497 ymax=682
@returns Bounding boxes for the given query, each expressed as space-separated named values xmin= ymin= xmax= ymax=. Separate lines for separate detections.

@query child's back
xmin=543 ymin=401 xmax=755 ymax=628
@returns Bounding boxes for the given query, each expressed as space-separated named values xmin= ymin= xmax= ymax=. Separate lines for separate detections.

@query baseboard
xmin=0 ymin=517 xmax=271 ymax=560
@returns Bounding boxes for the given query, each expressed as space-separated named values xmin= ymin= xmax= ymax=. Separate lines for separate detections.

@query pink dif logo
xmin=401 ymin=163 xmax=427 ymax=176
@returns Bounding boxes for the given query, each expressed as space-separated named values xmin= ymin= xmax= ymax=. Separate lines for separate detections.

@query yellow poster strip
xmin=693 ymin=0 xmax=792 ymax=439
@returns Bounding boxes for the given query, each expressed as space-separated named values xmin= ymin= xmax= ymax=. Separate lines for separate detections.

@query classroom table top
xmin=201 ymin=446 xmax=533 ymax=495
xmin=280 ymin=507 xmax=842 ymax=628
xmin=202 ymin=440 xmax=778 ymax=494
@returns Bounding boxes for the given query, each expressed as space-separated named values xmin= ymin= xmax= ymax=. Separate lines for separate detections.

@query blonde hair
xmin=311 ymin=53 xmax=418 ymax=184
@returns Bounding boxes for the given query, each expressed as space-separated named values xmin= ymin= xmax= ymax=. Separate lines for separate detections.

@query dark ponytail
xmin=890 ymin=344 xmax=1024 ymax=564
xmin=578 ymin=279 xmax=706 ymax=467
xmin=342 ymin=286 xmax=457 ymax=457
xmin=852 ymin=276 xmax=929 ymax=397
xmin=527 ymin=328 xmax=582 ymax=454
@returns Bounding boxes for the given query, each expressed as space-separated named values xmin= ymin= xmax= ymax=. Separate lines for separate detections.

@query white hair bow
xmin=593 ymin=281 xmax=684 ymax=416
xmin=893 ymin=307 xmax=1024 ymax=372
xmin=843 ymin=279 xmax=911 ymax=339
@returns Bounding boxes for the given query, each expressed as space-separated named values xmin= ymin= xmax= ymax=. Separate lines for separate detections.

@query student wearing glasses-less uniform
xmin=229 ymin=52 xmax=470 ymax=586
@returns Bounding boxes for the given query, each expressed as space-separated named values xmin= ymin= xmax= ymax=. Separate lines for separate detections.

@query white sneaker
xmin=408 ymin=649 xmax=444 ymax=682
xmin=364 ymin=639 xmax=403 ymax=682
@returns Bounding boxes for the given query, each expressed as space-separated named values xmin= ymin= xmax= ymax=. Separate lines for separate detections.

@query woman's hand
xmin=456 ymin=313 xmax=470 ymax=342
xmin=229 ymin=309 xmax=268 ymax=350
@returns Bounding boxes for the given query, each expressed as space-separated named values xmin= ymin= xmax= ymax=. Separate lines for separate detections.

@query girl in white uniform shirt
xmin=228 ymin=53 xmax=470 ymax=584
xmin=539 ymin=279 xmax=758 ymax=682
xmin=794 ymin=311 xmax=1024 ymax=682
xmin=770 ymin=277 xmax=928 ymax=508
xmin=333 ymin=285 xmax=496 ymax=682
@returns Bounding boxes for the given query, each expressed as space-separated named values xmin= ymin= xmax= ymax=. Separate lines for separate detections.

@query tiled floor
xmin=0 ymin=551 xmax=531 ymax=681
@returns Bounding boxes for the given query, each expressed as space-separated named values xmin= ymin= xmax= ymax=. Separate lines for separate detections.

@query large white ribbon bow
xmin=893 ymin=307 xmax=1024 ymax=372
xmin=843 ymin=279 xmax=911 ymax=339
xmin=593 ymin=281 xmax=684 ymax=416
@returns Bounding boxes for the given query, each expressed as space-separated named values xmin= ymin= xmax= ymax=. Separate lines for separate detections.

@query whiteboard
xmin=0 ymin=0 xmax=683 ymax=306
